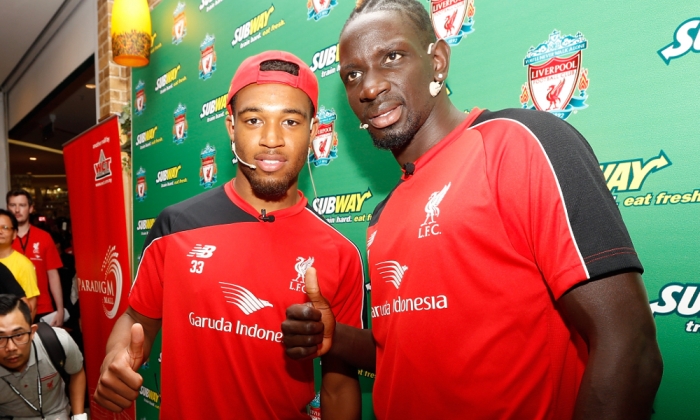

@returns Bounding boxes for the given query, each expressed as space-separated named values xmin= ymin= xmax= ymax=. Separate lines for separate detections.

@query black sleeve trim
xmin=368 ymin=179 xmax=403 ymax=228
xmin=141 ymin=186 xmax=258 ymax=257
xmin=473 ymin=108 xmax=643 ymax=279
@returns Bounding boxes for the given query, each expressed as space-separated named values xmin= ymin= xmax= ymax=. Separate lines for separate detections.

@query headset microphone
xmin=231 ymin=143 xmax=257 ymax=170
xmin=259 ymin=209 xmax=275 ymax=222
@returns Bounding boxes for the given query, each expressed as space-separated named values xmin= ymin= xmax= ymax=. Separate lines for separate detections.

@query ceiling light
xmin=85 ymin=83 xmax=96 ymax=89
xmin=111 ymin=0 xmax=152 ymax=67
xmin=29 ymin=157 xmax=37 ymax=161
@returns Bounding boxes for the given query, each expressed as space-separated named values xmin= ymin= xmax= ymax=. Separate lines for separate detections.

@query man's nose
xmin=259 ymin=124 xmax=284 ymax=148
xmin=360 ymin=70 xmax=390 ymax=103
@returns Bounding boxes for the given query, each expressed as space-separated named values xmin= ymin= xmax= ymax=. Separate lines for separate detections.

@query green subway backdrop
xmin=131 ymin=1 xmax=700 ymax=418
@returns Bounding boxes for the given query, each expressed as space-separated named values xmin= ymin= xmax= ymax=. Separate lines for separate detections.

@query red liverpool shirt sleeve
xmin=129 ymin=211 xmax=172 ymax=319
xmin=478 ymin=110 xmax=642 ymax=300
xmin=329 ymin=238 xmax=366 ymax=330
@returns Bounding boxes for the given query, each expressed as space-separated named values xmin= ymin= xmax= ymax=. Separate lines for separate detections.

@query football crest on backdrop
xmin=308 ymin=106 xmax=339 ymax=167
xmin=173 ymin=103 xmax=188 ymax=144
xmin=172 ymin=2 xmax=187 ymax=44
xmin=429 ymin=0 xmax=475 ymax=46
xmin=199 ymin=34 xmax=217 ymax=80
xmin=307 ymin=0 xmax=337 ymax=21
xmin=136 ymin=167 xmax=147 ymax=201
xmin=520 ymin=30 xmax=589 ymax=120
xmin=200 ymin=144 xmax=218 ymax=189
xmin=135 ymin=80 xmax=146 ymax=116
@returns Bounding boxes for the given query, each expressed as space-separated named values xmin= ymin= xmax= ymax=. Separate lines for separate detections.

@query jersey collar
xmin=408 ymin=107 xmax=484 ymax=176
xmin=225 ymin=180 xmax=307 ymax=221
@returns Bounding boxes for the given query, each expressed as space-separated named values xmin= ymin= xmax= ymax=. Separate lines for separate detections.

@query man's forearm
xmin=27 ymin=296 xmax=37 ymax=319
xmin=47 ymin=269 xmax=64 ymax=312
xmin=330 ymin=324 xmax=376 ymax=372
xmin=321 ymin=354 xmax=361 ymax=420
xmin=69 ymin=368 xmax=87 ymax=414
xmin=573 ymin=332 xmax=662 ymax=420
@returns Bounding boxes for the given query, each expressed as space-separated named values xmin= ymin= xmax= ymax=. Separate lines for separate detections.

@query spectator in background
xmin=53 ymin=234 xmax=83 ymax=355
xmin=0 ymin=294 xmax=87 ymax=420
xmin=0 ymin=263 xmax=29 ymax=307
xmin=0 ymin=209 xmax=39 ymax=319
xmin=7 ymin=190 xmax=64 ymax=326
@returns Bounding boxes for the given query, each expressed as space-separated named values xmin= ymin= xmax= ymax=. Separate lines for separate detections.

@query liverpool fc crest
xmin=199 ymin=34 xmax=217 ymax=80
xmin=173 ymin=103 xmax=188 ymax=144
xmin=135 ymin=80 xmax=146 ymax=116
xmin=430 ymin=0 xmax=475 ymax=46
xmin=307 ymin=0 xmax=337 ymax=21
xmin=172 ymin=2 xmax=187 ymax=44
xmin=200 ymin=144 xmax=217 ymax=189
xmin=136 ymin=167 xmax=147 ymax=201
xmin=520 ymin=30 xmax=589 ymax=120
xmin=309 ymin=106 xmax=338 ymax=167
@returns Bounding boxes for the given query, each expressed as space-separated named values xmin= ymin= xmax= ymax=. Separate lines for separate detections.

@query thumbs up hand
xmin=282 ymin=267 xmax=336 ymax=360
xmin=94 ymin=323 xmax=146 ymax=412
xmin=127 ymin=323 xmax=145 ymax=371
xmin=303 ymin=267 xmax=335 ymax=356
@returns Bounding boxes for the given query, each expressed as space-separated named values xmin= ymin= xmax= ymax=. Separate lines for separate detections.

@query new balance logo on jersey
xmin=419 ymin=182 xmax=451 ymax=239
xmin=187 ymin=244 xmax=217 ymax=258
xmin=376 ymin=261 xmax=408 ymax=290
xmin=220 ymin=283 xmax=273 ymax=315
xmin=290 ymin=257 xmax=314 ymax=293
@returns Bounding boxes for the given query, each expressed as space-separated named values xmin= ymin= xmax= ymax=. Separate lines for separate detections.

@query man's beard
xmin=240 ymin=153 xmax=305 ymax=201
xmin=368 ymin=110 xmax=421 ymax=152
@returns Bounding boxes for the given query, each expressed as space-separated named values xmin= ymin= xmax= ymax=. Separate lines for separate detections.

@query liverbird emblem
xmin=422 ymin=183 xmax=451 ymax=226
xmin=294 ymin=257 xmax=315 ymax=282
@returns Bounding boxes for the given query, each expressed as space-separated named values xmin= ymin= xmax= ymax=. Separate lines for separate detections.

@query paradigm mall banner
xmin=131 ymin=1 xmax=700 ymax=418
xmin=64 ymin=116 xmax=134 ymax=420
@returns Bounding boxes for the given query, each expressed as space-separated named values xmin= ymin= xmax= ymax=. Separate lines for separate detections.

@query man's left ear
xmin=432 ymin=39 xmax=451 ymax=80
xmin=309 ymin=116 xmax=319 ymax=143
xmin=30 ymin=324 xmax=38 ymax=337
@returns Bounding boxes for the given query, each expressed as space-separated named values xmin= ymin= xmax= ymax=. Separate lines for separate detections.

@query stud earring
xmin=360 ymin=123 xmax=368 ymax=129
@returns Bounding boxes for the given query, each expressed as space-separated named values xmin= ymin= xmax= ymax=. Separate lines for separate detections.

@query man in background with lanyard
xmin=6 ymin=191 xmax=64 ymax=326
xmin=0 ymin=211 xmax=39 ymax=320
xmin=0 ymin=294 xmax=86 ymax=420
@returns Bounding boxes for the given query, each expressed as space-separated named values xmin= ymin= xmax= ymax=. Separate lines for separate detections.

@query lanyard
xmin=18 ymin=227 xmax=30 ymax=255
xmin=1 ymin=341 xmax=44 ymax=419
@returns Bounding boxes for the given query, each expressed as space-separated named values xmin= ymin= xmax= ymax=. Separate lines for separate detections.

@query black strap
xmin=35 ymin=323 xmax=70 ymax=386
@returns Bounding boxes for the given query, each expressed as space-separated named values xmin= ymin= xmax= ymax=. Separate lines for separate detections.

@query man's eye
xmin=284 ymin=120 xmax=299 ymax=127
xmin=346 ymin=71 xmax=361 ymax=82
xmin=385 ymin=52 xmax=403 ymax=63
xmin=246 ymin=118 xmax=260 ymax=125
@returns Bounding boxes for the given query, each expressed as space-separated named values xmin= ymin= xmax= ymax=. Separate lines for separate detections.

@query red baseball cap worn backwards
xmin=226 ymin=50 xmax=319 ymax=117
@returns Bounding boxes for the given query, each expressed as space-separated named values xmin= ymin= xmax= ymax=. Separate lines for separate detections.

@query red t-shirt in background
xmin=13 ymin=226 xmax=63 ymax=314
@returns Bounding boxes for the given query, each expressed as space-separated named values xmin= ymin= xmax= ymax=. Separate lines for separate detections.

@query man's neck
xmin=393 ymin=100 xmax=467 ymax=167
xmin=16 ymin=222 xmax=29 ymax=238
xmin=0 ymin=247 xmax=14 ymax=259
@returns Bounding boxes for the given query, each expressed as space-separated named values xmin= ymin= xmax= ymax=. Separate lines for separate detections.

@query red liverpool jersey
xmin=130 ymin=181 xmax=366 ymax=419
xmin=367 ymin=109 xmax=642 ymax=419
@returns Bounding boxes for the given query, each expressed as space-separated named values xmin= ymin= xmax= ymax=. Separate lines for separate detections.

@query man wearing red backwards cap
xmin=94 ymin=51 xmax=364 ymax=419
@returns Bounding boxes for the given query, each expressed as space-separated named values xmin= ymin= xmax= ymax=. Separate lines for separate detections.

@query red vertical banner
xmin=63 ymin=116 xmax=134 ymax=420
